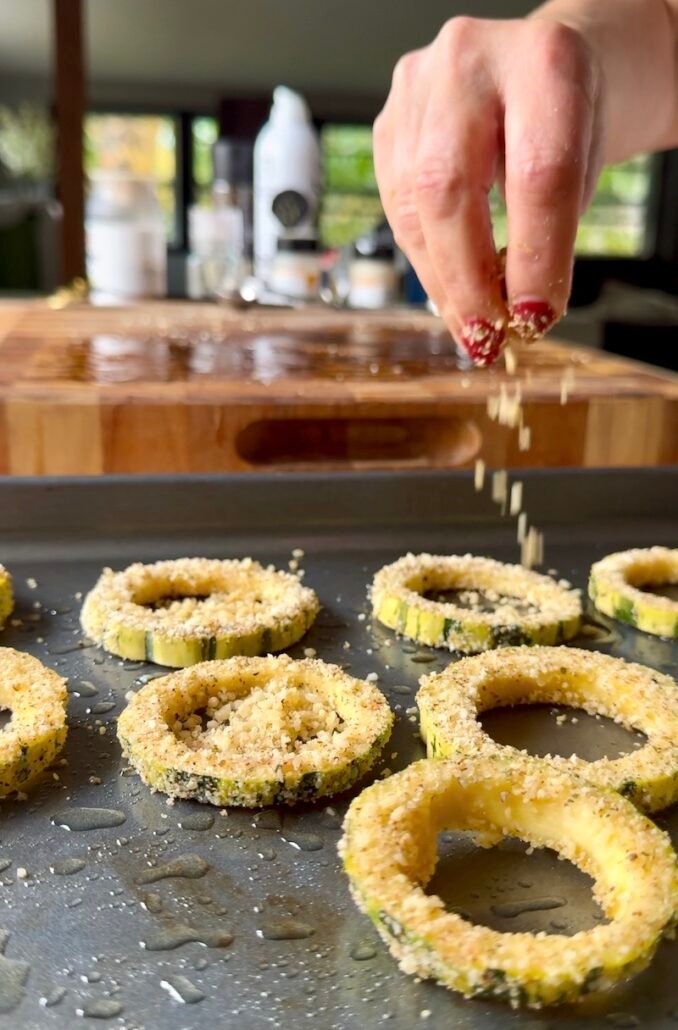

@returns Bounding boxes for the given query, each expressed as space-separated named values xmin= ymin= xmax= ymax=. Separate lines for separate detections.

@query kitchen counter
xmin=0 ymin=299 xmax=675 ymax=475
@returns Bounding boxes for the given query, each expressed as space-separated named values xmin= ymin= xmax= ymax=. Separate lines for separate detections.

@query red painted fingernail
xmin=459 ymin=318 xmax=506 ymax=367
xmin=510 ymin=299 xmax=556 ymax=341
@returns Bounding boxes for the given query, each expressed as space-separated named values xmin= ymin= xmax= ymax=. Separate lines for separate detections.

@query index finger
xmin=414 ymin=22 xmax=508 ymax=365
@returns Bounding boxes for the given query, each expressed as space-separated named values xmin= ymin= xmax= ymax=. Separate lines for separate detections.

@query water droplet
xmin=51 ymin=858 xmax=87 ymax=876
xmin=67 ymin=681 xmax=98 ymax=698
xmin=350 ymin=942 xmax=377 ymax=961
xmin=605 ymin=1016 xmax=640 ymax=1029
xmin=76 ymin=998 xmax=123 ymax=1019
xmin=178 ymin=811 xmax=215 ymax=832
xmin=88 ymin=702 xmax=115 ymax=715
xmin=256 ymin=919 xmax=314 ymax=941
xmin=82 ymin=970 xmax=102 ymax=983
xmin=283 ymin=833 xmax=323 ymax=852
xmin=411 ymin=653 xmax=436 ymax=664
xmin=491 ymin=896 xmax=566 ymax=919
xmin=257 ymin=848 xmax=276 ymax=862
xmin=0 ymin=953 xmax=30 ymax=1014
xmin=253 ymin=811 xmax=282 ymax=831
xmin=134 ymin=672 xmax=164 ymax=687
xmin=52 ymin=807 xmax=126 ymax=831
xmin=136 ymin=854 xmax=209 ymax=884
xmin=389 ymin=684 xmax=411 ymax=695
xmin=141 ymin=892 xmax=163 ymax=914
xmin=160 ymin=974 xmax=205 ymax=1004
xmin=40 ymin=986 xmax=66 ymax=1008
xmin=141 ymin=925 xmax=233 ymax=951
xmin=49 ymin=642 xmax=90 ymax=656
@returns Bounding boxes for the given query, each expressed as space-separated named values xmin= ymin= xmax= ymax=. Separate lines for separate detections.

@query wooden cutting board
xmin=0 ymin=300 xmax=675 ymax=475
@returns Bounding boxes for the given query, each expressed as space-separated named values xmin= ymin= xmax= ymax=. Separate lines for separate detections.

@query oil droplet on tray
xmin=160 ymin=974 xmax=205 ymax=1004
xmin=141 ymin=892 xmax=163 ymax=914
xmin=40 ymin=986 xmax=66 ymax=1008
xmin=141 ymin=925 xmax=233 ymax=951
xmin=350 ymin=942 xmax=377 ymax=961
xmin=52 ymin=808 xmax=126 ymax=831
xmin=136 ymin=854 xmax=209 ymax=884
xmin=256 ymin=919 xmax=314 ymax=941
xmin=67 ymin=681 xmax=98 ymax=698
xmin=76 ymin=998 xmax=123 ymax=1019
xmin=0 ymin=955 xmax=30 ymax=1014
xmin=491 ymin=896 xmax=566 ymax=919
xmin=51 ymin=858 xmax=87 ymax=875
xmin=283 ymin=833 xmax=323 ymax=852
xmin=178 ymin=811 xmax=215 ymax=832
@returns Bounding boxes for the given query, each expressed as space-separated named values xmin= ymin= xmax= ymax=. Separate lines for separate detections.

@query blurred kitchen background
xmin=0 ymin=0 xmax=677 ymax=368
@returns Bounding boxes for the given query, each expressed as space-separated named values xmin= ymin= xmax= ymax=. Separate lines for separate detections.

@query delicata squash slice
xmin=417 ymin=647 xmax=678 ymax=813
xmin=0 ymin=565 xmax=13 ymax=629
xmin=81 ymin=557 xmax=319 ymax=667
xmin=340 ymin=755 xmax=678 ymax=1008
xmin=371 ymin=553 xmax=581 ymax=654
xmin=117 ymin=655 xmax=393 ymax=806
xmin=0 ymin=647 xmax=67 ymax=796
xmin=589 ymin=546 xmax=678 ymax=639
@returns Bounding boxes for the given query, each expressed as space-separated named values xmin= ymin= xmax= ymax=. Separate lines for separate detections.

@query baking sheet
xmin=0 ymin=468 xmax=675 ymax=1030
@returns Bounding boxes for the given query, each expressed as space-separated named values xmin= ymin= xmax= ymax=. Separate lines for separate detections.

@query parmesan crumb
xmin=509 ymin=481 xmax=523 ymax=517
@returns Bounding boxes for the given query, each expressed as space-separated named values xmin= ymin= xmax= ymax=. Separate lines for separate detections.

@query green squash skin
xmin=119 ymin=721 xmax=393 ymax=808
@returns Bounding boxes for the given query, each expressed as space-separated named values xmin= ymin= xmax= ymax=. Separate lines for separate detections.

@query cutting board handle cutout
xmin=236 ymin=416 xmax=482 ymax=470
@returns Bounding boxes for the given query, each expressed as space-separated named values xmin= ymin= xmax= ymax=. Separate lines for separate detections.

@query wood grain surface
xmin=0 ymin=300 xmax=675 ymax=475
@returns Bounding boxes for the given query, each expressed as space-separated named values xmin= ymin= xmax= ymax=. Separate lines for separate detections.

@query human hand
xmin=374 ymin=17 xmax=605 ymax=365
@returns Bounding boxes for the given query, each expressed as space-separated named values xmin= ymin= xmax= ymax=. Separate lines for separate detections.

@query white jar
xmin=254 ymin=87 xmax=321 ymax=282
xmin=86 ymin=173 xmax=167 ymax=301
xmin=348 ymin=249 xmax=399 ymax=309
xmin=269 ymin=237 xmax=320 ymax=300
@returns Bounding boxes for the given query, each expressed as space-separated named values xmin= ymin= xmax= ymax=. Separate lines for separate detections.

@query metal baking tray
xmin=0 ymin=468 xmax=675 ymax=1030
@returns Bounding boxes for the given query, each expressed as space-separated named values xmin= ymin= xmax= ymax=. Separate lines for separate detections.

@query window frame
xmin=84 ymin=105 xmax=678 ymax=304
xmin=84 ymin=105 xmax=196 ymax=253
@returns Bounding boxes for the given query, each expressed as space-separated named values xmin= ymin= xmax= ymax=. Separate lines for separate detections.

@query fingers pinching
xmin=414 ymin=19 xmax=508 ymax=365
xmin=502 ymin=21 xmax=598 ymax=341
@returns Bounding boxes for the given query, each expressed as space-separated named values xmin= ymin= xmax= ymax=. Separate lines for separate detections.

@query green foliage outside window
xmin=84 ymin=114 xmax=178 ymax=242
xmin=192 ymin=116 xmax=219 ymax=205
xmin=491 ymin=153 xmax=653 ymax=257
xmin=320 ymin=125 xmax=383 ymax=247
xmin=322 ymin=124 xmax=653 ymax=256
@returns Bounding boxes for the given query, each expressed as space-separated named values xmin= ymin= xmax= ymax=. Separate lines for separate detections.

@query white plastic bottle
xmin=254 ymin=86 xmax=321 ymax=283
xmin=86 ymin=172 xmax=167 ymax=301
